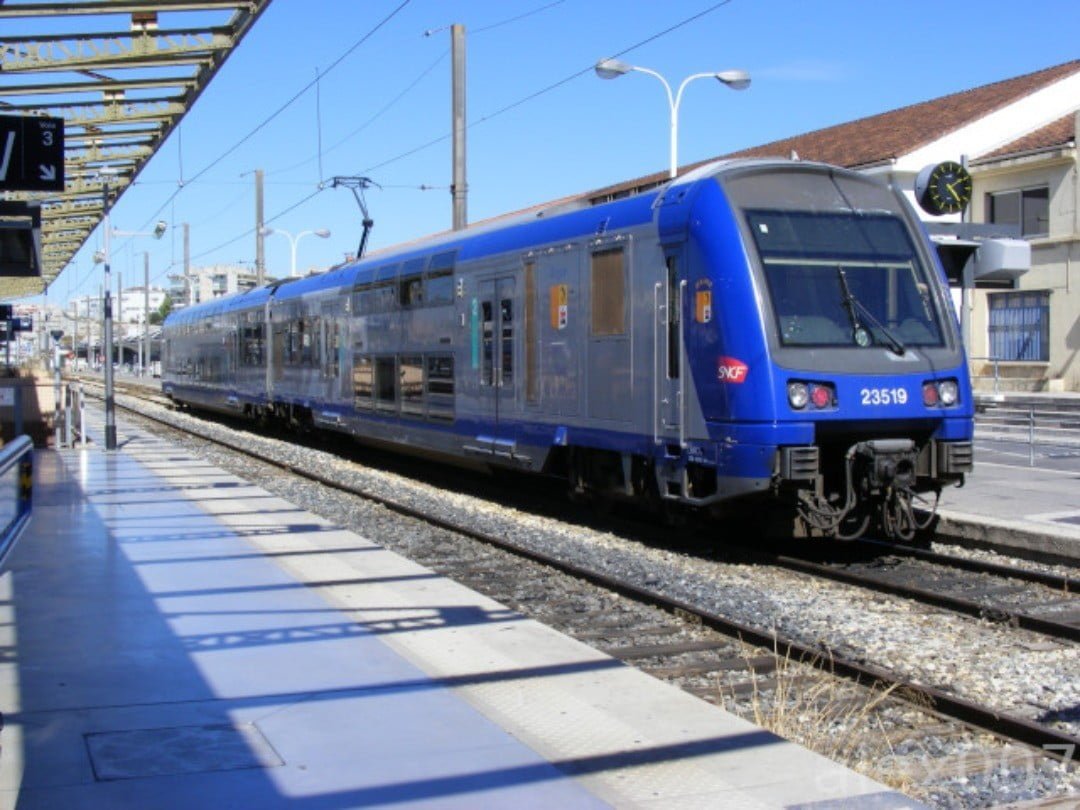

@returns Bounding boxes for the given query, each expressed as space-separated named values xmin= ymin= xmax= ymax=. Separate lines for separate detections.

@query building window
xmin=986 ymin=187 xmax=1049 ymax=237
xmin=988 ymin=290 xmax=1049 ymax=362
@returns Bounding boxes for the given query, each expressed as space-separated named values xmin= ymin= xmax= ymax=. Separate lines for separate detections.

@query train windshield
xmin=747 ymin=209 xmax=944 ymax=349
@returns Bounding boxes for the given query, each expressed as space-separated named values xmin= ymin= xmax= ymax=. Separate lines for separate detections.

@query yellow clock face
xmin=919 ymin=160 xmax=972 ymax=215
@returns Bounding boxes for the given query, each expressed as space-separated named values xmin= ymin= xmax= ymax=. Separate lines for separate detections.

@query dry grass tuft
xmin=720 ymin=642 xmax=909 ymax=787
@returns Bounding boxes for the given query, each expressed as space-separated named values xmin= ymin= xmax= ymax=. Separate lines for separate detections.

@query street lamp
xmin=111 ymin=223 xmax=165 ymax=377
xmin=594 ymin=58 xmax=750 ymax=179
xmin=260 ymin=227 xmax=331 ymax=277
xmin=97 ymin=167 xmax=119 ymax=450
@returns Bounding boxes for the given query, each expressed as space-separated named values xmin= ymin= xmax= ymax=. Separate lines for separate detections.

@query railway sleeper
xmin=644 ymin=653 xmax=779 ymax=680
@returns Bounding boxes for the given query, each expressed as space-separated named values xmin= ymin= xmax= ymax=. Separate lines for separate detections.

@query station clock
xmin=914 ymin=160 xmax=973 ymax=216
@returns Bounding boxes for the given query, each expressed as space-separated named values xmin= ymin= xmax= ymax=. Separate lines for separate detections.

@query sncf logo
xmin=717 ymin=357 xmax=749 ymax=383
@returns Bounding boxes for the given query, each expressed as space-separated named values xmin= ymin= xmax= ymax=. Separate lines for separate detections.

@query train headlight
xmin=939 ymin=379 xmax=959 ymax=406
xmin=788 ymin=381 xmax=809 ymax=409
xmin=923 ymin=379 xmax=959 ymax=408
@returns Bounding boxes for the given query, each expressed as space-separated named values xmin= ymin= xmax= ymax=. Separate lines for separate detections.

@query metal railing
xmin=52 ymin=381 xmax=88 ymax=449
xmin=0 ymin=435 xmax=33 ymax=569
xmin=975 ymin=403 xmax=1080 ymax=466
xmin=968 ymin=355 xmax=1003 ymax=395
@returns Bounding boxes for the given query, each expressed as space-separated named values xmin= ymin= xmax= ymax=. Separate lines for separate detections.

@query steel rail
xmin=767 ymin=552 xmax=1079 ymax=644
xmin=858 ymin=536 xmax=1076 ymax=591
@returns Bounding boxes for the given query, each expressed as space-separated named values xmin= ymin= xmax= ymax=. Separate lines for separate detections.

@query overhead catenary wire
xmin=112 ymin=0 xmax=415 ymax=254
xmin=98 ymin=0 xmax=738 ymax=295
xmin=356 ymin=0 xmax=737 ymax=176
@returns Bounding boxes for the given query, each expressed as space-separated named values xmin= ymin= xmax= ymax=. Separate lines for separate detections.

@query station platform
xmin=0 ymin=412 xmax=915 ymax=809
xmin=933 ymin=431 xmax=1080 ymax=563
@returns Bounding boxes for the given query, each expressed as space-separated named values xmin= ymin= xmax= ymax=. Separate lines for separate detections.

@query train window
xmin=400 ymin=259 xmax=425 ymax=307
xmin=591 ymin=248 xmax=626 ymax=336
xmin=242 ymin=319 xmax=264 ymax=367
xmin=748 ymin=210 xmax=944 ymax=348
xmin=322 ymin=321 xmax=340 ymax=379
xmin=303 ymin=316 xmax=320 ymax=366
xmin=425 ymin=269 xmax=453 ymax=306
xmin=400 ymin=275 xmax=424 ymax=308
xmin=501 ymin=298 xmax=513 ymax=385
xmin=425 ymin=251 xmax=456 ymax=306
xmin=374 ymin=281 xmax=397 ymax=312
xmin=524 ymin=261 xmax=538 ymax=402
xmin=429 ymin=250 xmax=456 ymax=272
xmin=284 ymin=319 xmax=301 ymax=365
xmin=426 ymin=354 xmax=455 ymax=422
xmin=353 ymin=356 xmax=373 ymax=409
xmin=666 ymin=255 xmax=679 ymax=380
xmin=400 ymin=355 xmax=424 ymax=416
xmin=375 ymin=356 xmax=397 ymax=411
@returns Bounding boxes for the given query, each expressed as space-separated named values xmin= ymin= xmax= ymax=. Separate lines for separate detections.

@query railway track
xmin=75 ymin=376 xmax=1080 ymax=805
xmin=758 ymin=539 xmax=1079 ymax=643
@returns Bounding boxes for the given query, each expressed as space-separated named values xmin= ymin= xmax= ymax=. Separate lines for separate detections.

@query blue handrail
xmin=0 ymin=435 xmax=33 ymax=569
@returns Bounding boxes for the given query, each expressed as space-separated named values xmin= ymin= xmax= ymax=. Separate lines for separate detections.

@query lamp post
xmin=260 ymin=227 xmax=330 ymax=277
xmin=99 ymin=169 xmax=117 ymax=450
xmin=139 ymin=251 xmax=150 ymax=376
xmin=594 ymin=59 xmax=750 ymax=179
xmin=96 ymin=171 xmax=166 ymax=448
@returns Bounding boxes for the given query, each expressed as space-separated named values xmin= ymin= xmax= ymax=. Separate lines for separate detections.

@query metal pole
xmin=117 ymin=271 xmax=123 ymax=372
xmin=451 ymin=24 xmax=467 ymax=230
xmin=102 ymin=180 xmax=117 ymax=450
xmin=85 ymin=296 xmax=91 ymax=371
xmin=143 ymin=251 xmax=150 ymax=376
xmin=13 ymin=383 xmax=22 ymax=438
xmin=79 ymin=382 xmax=86 ymax=447
xmin=183 ymin=222 xmax=191 ymax=304
xmin=255 ymin=170 xmax=266 ymax=284
xmin=1028 ymin=407 xmax=1035 ymax=467
xmin=53 ymin=338 xmax=61 ymax=448
xmin=64 ymin=383 xmax=72 ymax=448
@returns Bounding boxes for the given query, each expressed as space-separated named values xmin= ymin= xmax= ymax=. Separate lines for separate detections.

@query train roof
xmin=164 ymin=157 xmax=890 ymax=323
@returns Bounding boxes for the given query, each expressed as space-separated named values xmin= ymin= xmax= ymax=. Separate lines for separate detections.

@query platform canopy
xmin=0 ymin=0 xmax=273 ymax=300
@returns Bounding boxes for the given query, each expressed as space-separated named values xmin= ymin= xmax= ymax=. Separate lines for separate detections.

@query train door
xmin=655 ymin=253 xmax=684 ymax=445
xmin=478 ymin=275 xmax=517 ymax=444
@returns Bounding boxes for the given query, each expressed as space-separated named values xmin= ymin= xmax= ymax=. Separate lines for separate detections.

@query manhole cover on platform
xmin=85 ymin=723 xmax=283 ymax=781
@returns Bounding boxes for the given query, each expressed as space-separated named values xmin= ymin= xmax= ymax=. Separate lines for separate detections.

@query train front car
xmin=677 ymin=161 xmax=973 ymax=540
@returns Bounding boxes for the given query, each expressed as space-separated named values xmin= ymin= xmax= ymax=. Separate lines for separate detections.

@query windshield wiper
xmin=836 ymin=267 xmax=906 ymax=355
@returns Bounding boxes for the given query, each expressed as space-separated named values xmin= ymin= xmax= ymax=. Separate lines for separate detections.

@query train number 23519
xmin=860 ymin=387 xmax=908 ymax=406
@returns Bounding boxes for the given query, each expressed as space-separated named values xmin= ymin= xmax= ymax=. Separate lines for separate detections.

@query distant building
xmin=68 ymin=287 xmax=166 ymax=324
xmin=169 ymin=264 xmax=260 ymax=307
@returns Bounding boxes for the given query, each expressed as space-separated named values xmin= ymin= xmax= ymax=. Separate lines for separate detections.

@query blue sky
xmin=36 ymin=0 xmax=1080 ymax=307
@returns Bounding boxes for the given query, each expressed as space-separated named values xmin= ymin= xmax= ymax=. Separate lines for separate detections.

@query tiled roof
xmin=725 ymin=59 xmax=1080 ymax=168
xmin=977 ymin=113 xmax=1077 ymax=161
xmin=584 ymin=59 xmax=1080 ymax=204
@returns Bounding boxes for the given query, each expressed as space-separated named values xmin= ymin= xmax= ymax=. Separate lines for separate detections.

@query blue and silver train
xmin=162 ymin=159 xmax=973 ymax=540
